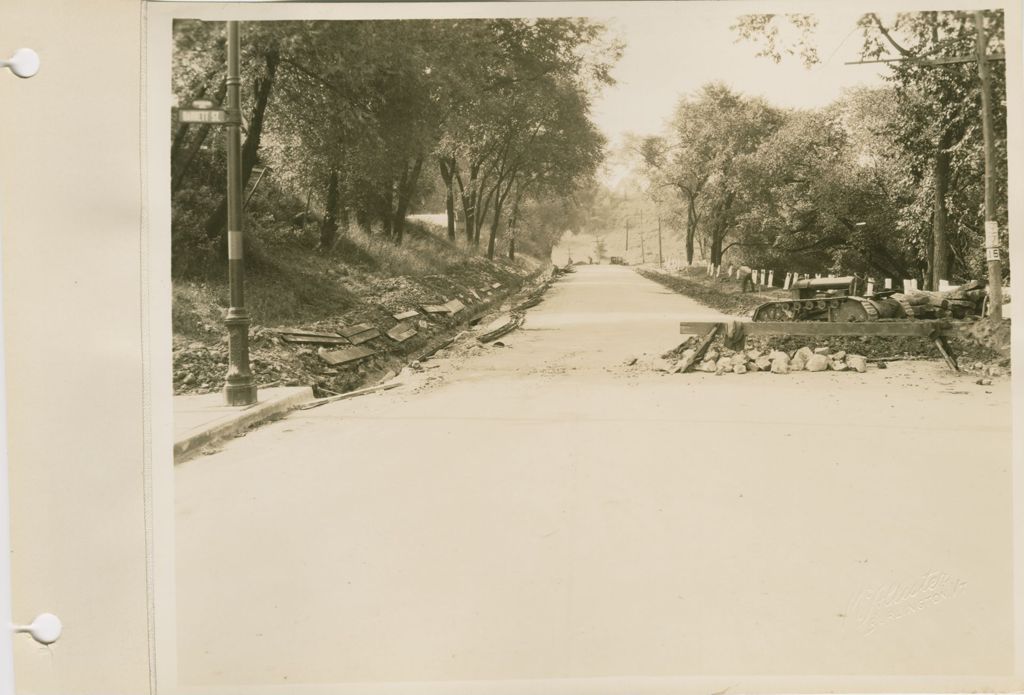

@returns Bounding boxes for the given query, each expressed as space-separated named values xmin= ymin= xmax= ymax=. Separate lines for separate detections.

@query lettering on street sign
xmin=178 ymin=108 xmax=227 ymax=124
xmin=986 ymin=247 xmax=1000 ymax=261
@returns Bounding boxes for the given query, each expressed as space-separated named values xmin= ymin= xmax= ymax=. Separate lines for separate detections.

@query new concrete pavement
xmin=175 ymin=265 xmax=1014 ymax=688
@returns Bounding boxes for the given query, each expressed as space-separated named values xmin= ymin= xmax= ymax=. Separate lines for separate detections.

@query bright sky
xmin=589 ymin=5 xmax=888 ymax=170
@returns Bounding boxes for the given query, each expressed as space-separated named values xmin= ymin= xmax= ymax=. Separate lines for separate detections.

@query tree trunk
xmin=685 ymin=205 xmax=696 ymax=265
xmin=392 ymin=155 xmax=424 ymax=246
xmin=381 ymin=184 xmax=394 ymax=238
xmin=455 ymin=163 xmax=479 ymax=244
xmin=931 ymin=128 xmax=953 ymax=290
xmin=319 ymin=169 xmax=339 ymax=251
xmin=203 ymin=48 xmax=280 ymax=240
xmin=439 ymin=157 xmax=457 ymax=242
xmin=487 ymin=201 xmax=502 ymax=260
xmin=356 ymin=206 xmax=371 ymax=234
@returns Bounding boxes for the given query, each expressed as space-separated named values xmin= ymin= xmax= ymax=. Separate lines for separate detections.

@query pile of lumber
xmin=886 ymin=280 xmax=987 ymax=320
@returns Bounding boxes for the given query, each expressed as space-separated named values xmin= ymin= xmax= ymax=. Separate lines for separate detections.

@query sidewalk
xmin=174 ymin=386 xmax=315 ymax=463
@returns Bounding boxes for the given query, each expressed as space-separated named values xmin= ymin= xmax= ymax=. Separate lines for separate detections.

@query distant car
xmin=609 ymin=256 xmax=626 ymax=265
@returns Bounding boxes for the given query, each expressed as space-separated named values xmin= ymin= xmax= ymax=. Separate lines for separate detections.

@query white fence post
xmin=884 ymin=278 xmax=892 ymax=289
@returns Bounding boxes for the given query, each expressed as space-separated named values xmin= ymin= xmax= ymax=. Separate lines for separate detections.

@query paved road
xmin=176 ymin=265 xmax=1013 ymax=688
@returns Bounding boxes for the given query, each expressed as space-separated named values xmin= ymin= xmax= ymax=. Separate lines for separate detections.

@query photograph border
xmin=145 ymin=2 xmax=1024 ymax=692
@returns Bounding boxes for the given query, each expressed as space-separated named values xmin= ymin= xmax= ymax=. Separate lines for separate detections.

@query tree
xmin=734 ymin=10 xmax=1008 ymax=287
xmin=638 ymin=84 xmax=783 ymax=266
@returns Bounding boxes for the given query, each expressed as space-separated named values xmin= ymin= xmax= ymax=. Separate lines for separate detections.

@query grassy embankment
xmin=173 ymin=218 xmax=549 ymax=396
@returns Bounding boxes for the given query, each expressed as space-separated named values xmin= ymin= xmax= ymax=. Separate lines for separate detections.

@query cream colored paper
xmin=0 ymin=1 xmax=1020 ymax=693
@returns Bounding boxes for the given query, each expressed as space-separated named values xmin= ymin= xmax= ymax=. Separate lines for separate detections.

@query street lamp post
xmin=223 ymin=20 xmax=257 ymax=405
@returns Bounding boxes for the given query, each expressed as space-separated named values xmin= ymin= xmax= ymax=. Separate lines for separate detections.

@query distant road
xmin=176 ymin=265 xmax=1013 ymax=687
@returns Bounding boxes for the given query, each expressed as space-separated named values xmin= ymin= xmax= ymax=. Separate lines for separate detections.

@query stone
xmin=831 ymin=350 xmax=847 ymax=361
xmin=987 ymin=365 xmax=1002 ymax=377
xmin=768 ymin=350 xmax=788 ymax=362
xmin=733 ymin=363 xmax=747 ymax=374
xmin=716 ymin=356 xmax=733 ymax=372
xmin=730 ymin=353 xmax=747 ymax=367
xmin=705 ymin=349 xmax=720 ymax=363
xmin=831 ymin=360 xmax=849 ymax=372
xmin=813 ymin=347 xmax=830 ymax=355
xmin=795 ymin=347 xmax=815 ymax=363
xmin=745 ymin=349 xmax=762 ymax=361
xmin=681 ymin=348 xmax=696 ymax=361
xmin=805 ymin=354 xmax=829 ymax=372
xmin=698 ymin=360 xmax=717 ymax=373
xmin=771 ymin=356 xmax=790 ymax=374
xmin=791 ymin=354 xmax=806 ymax=371
xmin=754 ymin=355 xmax=772 ymax=372
xmin=847 ymin=355 xmax=867 ymax=373
xmin=976 ymin=378 xmax=993 ymax=386
xmin=183 ymin=373 xmax=196 ymax=385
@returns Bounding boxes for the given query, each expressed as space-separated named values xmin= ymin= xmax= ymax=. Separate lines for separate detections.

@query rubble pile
xmin=643 ymin=344 xmax=871 ymax=376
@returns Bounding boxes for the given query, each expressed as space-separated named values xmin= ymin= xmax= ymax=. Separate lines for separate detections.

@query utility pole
xmin=657 ymin=217 xmax=664 ymax=266
xmin=847 ymin=15 xmax=1006 ymax=318
xmin=625 ymin=218 xmax=630 ymax=253
xmin=975 ymin=11 xmax=1003 ymax=319
xmin=223 ymin=21 xmax=257 ymax=405
xmin=640 ymin=229 xmax=646 ymax=265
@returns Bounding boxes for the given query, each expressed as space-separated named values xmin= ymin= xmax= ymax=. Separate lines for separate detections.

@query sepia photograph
xmin=150 ymin=1 xmax=1020 ymax=692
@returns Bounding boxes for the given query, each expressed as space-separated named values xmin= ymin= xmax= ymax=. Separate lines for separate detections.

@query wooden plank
xmin=318 ymin=345 xmax=375 ymax=366
xmin=272 ymin=328 xmax=343 ymax=339
xmin=671 ymin=324 xmax=720 ymax=374
xmin=491 ymin=282 xmax=502 ymax=289
xmin=347 ymin=327 xmax=381 ymax=345
xmin=443 ymin=298 xmax=465 ymax=315
xmin=279 ymin=334 xmax=350 ymax=345
xmin=338 ymin=323 xmax=375 ymax=338
xmin=386 ymin=322 xmax=417 ymax=343
xmin=298 ymin=382 xmax=402 ymax=410
xmin=422 ymin=304 xmax=450 ymax=314
xmin=482 ymin=315 xmax=514 ymax=333
xmin=679 ymin=320 xmax=956 ymax=338
xmin=392 ymin=309 xmax=419 ymax=321
xmin=679 ymin=321 xmax=724 ymax=335
xmin=469 ymin=289 xmax=481 ymax=300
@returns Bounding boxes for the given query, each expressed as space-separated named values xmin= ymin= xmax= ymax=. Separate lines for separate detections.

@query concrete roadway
xmin=175 ymin=265 xmax=1013 ymax=688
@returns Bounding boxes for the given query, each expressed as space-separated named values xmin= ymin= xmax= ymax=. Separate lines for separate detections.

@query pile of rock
xmin=688 ymin=346 xmax=868 ymax=375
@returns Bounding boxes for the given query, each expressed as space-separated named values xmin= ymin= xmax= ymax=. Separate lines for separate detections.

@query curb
xmin=174 ymin=386 xmax=315 ymax=463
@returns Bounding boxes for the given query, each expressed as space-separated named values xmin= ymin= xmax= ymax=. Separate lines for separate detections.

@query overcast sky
xmin=590 ymin=5 xmax=888 ymax=151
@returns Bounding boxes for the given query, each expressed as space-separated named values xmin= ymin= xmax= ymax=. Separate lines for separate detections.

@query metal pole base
xmin=224 ymin=381 xmax=258 ymax=406
xmin=223 ymin=311 xmax=257 ymax=406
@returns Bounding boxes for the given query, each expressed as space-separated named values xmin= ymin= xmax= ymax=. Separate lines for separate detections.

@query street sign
xmin=178 ymin=108 xmax=227 ymax=124
xmin=986 ymin=247 xmax=1000 ymax=261
xmin=985 ymin=220 xmax=999 ymax=247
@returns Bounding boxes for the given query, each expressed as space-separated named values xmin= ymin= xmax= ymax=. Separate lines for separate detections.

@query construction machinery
xmin=751 ymin=276 xmax=896 ymax=322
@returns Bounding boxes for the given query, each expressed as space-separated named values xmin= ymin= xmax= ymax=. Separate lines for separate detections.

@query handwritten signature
xmin=846 ymin=570 xmax=967 ymax=635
